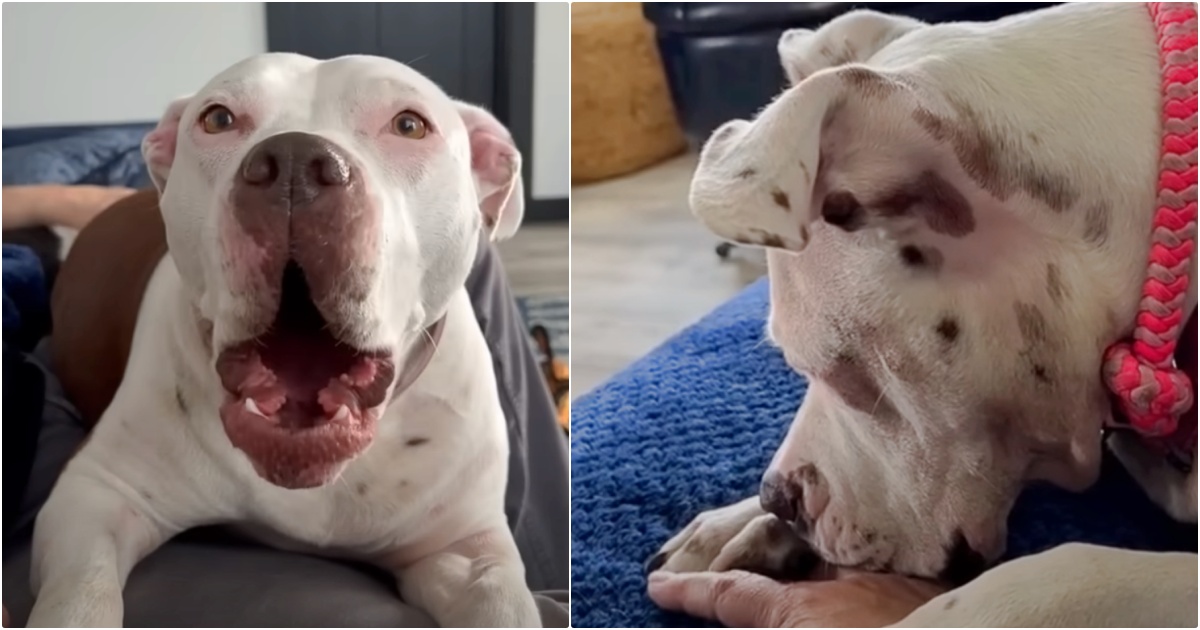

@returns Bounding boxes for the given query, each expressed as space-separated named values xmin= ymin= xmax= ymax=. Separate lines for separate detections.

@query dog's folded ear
xmin=777 ymin=11 xmax=924 ymax=85
xmin=691 ymin=60 xmax=1070 ymax=260
xmin=142 ymin=95 xmax=193 ymax=193
xmin=455 ymin=102 xmax=525 ymax=241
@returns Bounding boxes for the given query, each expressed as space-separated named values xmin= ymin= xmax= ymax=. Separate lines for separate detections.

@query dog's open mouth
xmin=215 ymin=262 xmax=395 ymax=489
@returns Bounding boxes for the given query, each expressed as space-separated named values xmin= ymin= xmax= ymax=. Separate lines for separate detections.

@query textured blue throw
xmin=570 ymin=278 xmax=1197 ymax=629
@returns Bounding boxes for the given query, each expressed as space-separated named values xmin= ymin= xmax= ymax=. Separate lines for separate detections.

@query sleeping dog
xmin=651 ymin=3 xmax=1197 ymax=626
xmin=27 ymin=54 xmax=541 ymax=627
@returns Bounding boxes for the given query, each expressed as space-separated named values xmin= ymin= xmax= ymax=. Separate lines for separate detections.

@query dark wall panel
xmin=266 ymin=2 xmax=566 ymax=223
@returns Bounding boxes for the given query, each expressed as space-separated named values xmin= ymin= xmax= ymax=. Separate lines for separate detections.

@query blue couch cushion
xmin=2 ymin=124 xmax=153 ymax=188
xmin=570 ymin=278 xmax=1197 ymax=628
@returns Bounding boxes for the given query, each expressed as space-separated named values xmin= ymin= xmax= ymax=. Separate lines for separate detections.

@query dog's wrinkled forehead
xmin=188 ymin=53 xmax=465 ymax=143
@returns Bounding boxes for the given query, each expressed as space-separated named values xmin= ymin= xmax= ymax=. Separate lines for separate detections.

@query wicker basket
xmin=571 ymin=3 xmax=687 ymax=184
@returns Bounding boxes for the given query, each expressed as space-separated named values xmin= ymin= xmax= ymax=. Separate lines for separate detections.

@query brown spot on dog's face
xmin=913 ymin=106 xmax=949 ymax=140
xmin=823 ymin=353 xmax=894 ymax=417
xmin=839 ymin=66 xmax=898 ymax=98
xmin=1021 ymin=170 xmax=1075 ymax=214
xmin=913 ymin=100 xmax=1076 ymax=212
xmin=737 ymin=168 xmax=757 ymax=180
xmin=1083 ymin=203 xmax=1109 ymax=245
xmin=759 ymin=232 xmax=786 ymax=248
xmin=875 ymin=171 xmax=976 ymax=237
xmin=822 ymin=191 xmax=866 ymax=230
xmin=1014 ymin=302 xmax=1047 ymax=346
xmin=943 ymin=596 xmax=958 ymax=610
xmin=1046 ymin=263 xmax=1066 ymax=304
xmin=899 ymin=245 xmax=925 ymax=267
xmin=935 ymin=316 xmax=960 ymax=343
xmin=1032 ymin=364 xmax=1052 ymax=384
xmin=406 ymin=437 xmax=430 ymax=447
xmin=899 ymin=245 xmax=944 ymax=272
xmin=772 ymin=188 xmax=791 ymax=211
xmin=356 ymin=482 xmax=368 ymax=496
xmin=735 ymin=229 xmax=788 ymax=248
xmin=1014 ymin=303 xmax=1058 ymax=387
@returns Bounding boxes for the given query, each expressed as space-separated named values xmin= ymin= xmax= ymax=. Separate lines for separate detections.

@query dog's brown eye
xmin=391 ymin=111 xmax=428 ymax=139
xmin=200 ymin=105 xmax=236 ymax=134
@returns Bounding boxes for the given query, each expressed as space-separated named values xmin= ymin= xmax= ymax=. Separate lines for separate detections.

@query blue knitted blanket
xmin=570 ymin=278 xmax=1197 ymax=628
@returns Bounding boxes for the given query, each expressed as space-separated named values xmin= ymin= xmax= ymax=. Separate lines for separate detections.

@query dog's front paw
xmin=647 ymin=497 xmax=817 ymax=578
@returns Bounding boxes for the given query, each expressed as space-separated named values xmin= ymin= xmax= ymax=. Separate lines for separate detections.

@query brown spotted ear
xmin=142 ymin=96 xmax=193 ymax=193
xmin=690 ymin=63 xmax=1042 ymax=258
xmin=455 ymin=102 xmax=525 ymax=241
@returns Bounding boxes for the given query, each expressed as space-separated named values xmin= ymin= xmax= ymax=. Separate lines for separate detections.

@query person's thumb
xmin=648 ymin=570 xmax=787 ymax=627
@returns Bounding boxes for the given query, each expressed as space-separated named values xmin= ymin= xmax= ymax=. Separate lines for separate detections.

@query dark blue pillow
xmin=2 ymin=125 xmax=154 ymax=188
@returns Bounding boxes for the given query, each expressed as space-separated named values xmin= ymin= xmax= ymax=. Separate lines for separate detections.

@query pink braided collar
xmin=1102 ymin=2 xmax=1197 ymax=468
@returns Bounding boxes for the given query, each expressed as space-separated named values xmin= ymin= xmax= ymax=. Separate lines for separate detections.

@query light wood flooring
xmin=570 ymin=152 xmax=766 ymax=397
xmin=496 ymin=222 xmax=570 ymax=297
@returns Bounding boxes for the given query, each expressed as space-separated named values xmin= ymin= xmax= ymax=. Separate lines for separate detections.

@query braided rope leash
xmin=1103 ymin=3 xmax=1197 ymax=456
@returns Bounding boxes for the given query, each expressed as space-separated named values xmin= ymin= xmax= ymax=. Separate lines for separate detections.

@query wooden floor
xmin=570 ymin=153 xmax=766 ymax=397
xmin=496 ymin=222 xmax=570 ymax=297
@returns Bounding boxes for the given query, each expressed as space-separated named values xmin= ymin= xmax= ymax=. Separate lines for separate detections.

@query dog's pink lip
xmin=219 ymin=395 xmax=380 ymax=489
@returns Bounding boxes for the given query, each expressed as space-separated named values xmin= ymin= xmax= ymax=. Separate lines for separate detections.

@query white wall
xmin=3 ymin=2 xmax=568 ymax=201
xmin=2 ymin=3 xmax=267 ymax=126
xmin=532 ymin=2 xmax=569 ymax=200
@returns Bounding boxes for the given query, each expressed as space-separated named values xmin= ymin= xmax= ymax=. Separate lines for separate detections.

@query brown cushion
xmin=50 ymin=190 xmax=166 ymax=428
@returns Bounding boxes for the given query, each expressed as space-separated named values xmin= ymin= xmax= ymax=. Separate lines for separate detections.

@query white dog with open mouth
xmin=651 ymin=3 xmax=1196 ymax=626
xmin=27 ymin=53 xmax=541 ymax=628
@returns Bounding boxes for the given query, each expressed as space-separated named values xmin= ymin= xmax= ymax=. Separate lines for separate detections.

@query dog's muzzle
xmin=217 ymin=132 xmax=391 ymax=490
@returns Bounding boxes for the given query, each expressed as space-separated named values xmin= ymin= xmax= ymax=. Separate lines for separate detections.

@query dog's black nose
xmin=239 ymin=132 xmax=352 ymax=203
xmin=760 ymin=470 xmax=803 ymax=525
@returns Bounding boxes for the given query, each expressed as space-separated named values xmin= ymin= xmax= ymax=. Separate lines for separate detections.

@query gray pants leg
xmin=2 ymin=240 xmax=570 ymax=627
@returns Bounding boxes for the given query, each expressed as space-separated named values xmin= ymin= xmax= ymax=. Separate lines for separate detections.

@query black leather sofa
xmin=644 ymin=2 xmax=1061 ymax=142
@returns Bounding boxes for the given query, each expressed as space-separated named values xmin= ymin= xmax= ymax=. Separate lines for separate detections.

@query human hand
xmin=648 ymin=566 xmax=946 ymax=627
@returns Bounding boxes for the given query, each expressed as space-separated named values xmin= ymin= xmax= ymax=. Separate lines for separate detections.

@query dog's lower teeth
xmin=245 ymin=398 xmax=267 ymax=418
xmin=333 ymin=405 xmax=350 ymax=422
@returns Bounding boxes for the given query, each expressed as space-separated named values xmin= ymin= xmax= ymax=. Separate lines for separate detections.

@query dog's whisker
xmin=421 ymin=326 xmax=441 ymax=353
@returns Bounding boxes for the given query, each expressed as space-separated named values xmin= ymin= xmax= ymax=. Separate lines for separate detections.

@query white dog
xmin=28 ymin=53 xmax=541 ymax=628
xmin=653 ymin=3 xmax=1197 ymax=626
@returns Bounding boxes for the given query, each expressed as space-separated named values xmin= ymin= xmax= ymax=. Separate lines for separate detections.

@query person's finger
xmin=648 ymin=570 xmax=786 ymax=627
